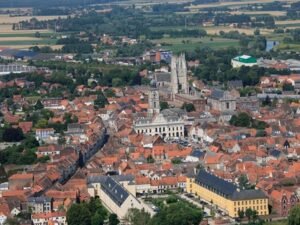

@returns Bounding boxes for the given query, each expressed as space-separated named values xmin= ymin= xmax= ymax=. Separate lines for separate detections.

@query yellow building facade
xmin=187 ymin=170 xmax=269 ymax=218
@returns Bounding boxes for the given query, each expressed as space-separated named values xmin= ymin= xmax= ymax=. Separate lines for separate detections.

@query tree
xmin=151 ymin=201 xmax=202 ymax=225
xmin=282 ymin=83 xmax=294 ymax=91
xmin=181 ymin=103 xmax=195 ymax=112
xmin=67 ymin=203 xmax=91 ymax=225
xmin=160 ymin=101 xmax=169 ymax=110
xmin=262 ymin=95 xmax=271 ymax=106
xmin=94 ymin=92 xmax=107 ymax=109
xmin=35 ymin=31 xmax=41 ymax=38
xmin=238 ymin=174 xmax=252 ymax=190
xmin=125 ymin=209 xmax=151 ymax=225
xmin=34 ymin=100 xmax=44 ymax=110
xmin=112 ymin=78 xmax=122 ymax=87
xmin=4 ymin=218 xmax=20 ymax=225
xmin=2 ymin=128 xmax=24 ymax=142
xmin=245 ymin=208 xmax=255 ymax=221
xmin=91 ymin=212 xmax=105 ymax=225
xmin=238 ymin=209 xmax=244 ymax=219
xmin=288 ymin=205 xmax=300 ymax=225
xmin=147 ymin=155 xmax=155 ymax=163
xmin=109 ymin=214 xmax=120 ymax=225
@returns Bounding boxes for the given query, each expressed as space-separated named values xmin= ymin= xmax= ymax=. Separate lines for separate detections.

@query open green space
xmin=265 ymin=219 xmax=288 ymax=225
xmin=0 ymin=39 xmax=57 ymax=46
xmin=0 ymin=32 xmax=55 ymax=38
xmin=276 ymin=43 xmax=300 ymax=51
xmin=151 ymin=37 xmax=239 ymax=52
xmin=149 ymin=25 xmax=201 ymax=32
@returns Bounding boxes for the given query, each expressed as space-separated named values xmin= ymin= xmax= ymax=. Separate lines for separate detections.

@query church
xmin=133 ymin=81 xmax=185 ymax=138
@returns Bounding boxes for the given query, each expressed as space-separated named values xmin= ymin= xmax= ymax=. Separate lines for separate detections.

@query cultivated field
xmin=151 ymin=37 xmax=239 ymax=52
xmin=230 ymin=10 xmax=286 ymax=16
xmin=188 ymin=0 xmax=298 ymax=9
xmin=203 ymin=26 xmax=274 ymax=35
xmin=0 ymin=15 xmax=68 ymax=24
xmin=275 ymin=19 xmax=300 ymax=25
xmin=0 ymin=24 xmax=52 ymax=34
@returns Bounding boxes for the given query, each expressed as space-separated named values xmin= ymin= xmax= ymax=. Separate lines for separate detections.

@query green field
xmin=0 ymin=39 xmax=57 ymax=46
xmin=151 ymin=37 xmax=239 ymax=52
xmin=0 ymin=32 xmax=55 ymax=38
xmin=276 ymin=43 xmax=300 ymax=51
xmin=265 ymin=219 xmax=288 ymax=225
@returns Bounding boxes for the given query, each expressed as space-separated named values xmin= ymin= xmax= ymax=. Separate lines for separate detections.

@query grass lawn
xmin=265 ymin=219 xmax=288 ymax=225
xmin=0 ymin=32 xmax=55 ymax=38
xmin=151 ymin=37 xmax=239 ymax=52
xmin=0 ymin=39 xmax=57 ymax=46
xmin=276 ymin=43 xmax=300 ymax=51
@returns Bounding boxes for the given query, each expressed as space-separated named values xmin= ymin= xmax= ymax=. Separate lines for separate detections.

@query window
xmin=226 ymin=102 xmax=230 ymax=109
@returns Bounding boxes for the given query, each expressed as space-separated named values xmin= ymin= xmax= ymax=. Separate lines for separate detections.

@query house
xmin=187 ymin=170 xmax=269 ymax=218
xmin=31 ymin=212 xmax=67 ymax=225
xmin=270 ymin=189 xmax=299 ymax=217
xmin=208 ymin=89 xmax=236 ymax=112
xmin=27 ymin=196 xmax=52 ymax=214
xmin=8 ymin=173 xmax=33 ymax=190
xmin=0 ymin=202 xmax=9 ymax=225
xmin=35 ymin=128 xmax=55 ymax=141
xmin=37 ymin=145 xmax=62 ymax=158
xmin=88 ymin=176 xmax=154 ymax=219
xmin=18 ymin=122 xmax=33 ymax=134
xmin=185 ymin=150 xmax=206 ymax=162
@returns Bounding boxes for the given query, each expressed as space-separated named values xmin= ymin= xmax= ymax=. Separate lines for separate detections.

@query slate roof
xmin=100 ymin=176 xmax=129 ymax=206
xmin=195 ymin=170 xmax=267 ymax=200
xmin=190 ymin=150 xmax=205 ymax=158
xmin=155 ymin=72 xmax=171 ymax=82
xmin=228 ymin=80 xmax=243 ymax=89
xmin=269 ymin=149 xmax=281 ymax=158
xmin=28 ymin=196 xmax=52 ymax=203
xmin=231 ymin=189 xmax=267 ymax=200
xmin=196 ymin=170 xmax=237 ymax=198
xmin=210 ymin=89 xmax=225 ymax=100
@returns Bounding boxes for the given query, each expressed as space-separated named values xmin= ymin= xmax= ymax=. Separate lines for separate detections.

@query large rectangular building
xmin=187 ymin=170 xmax=269 ymax=218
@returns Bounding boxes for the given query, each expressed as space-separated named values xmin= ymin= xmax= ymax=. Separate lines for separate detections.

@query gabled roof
xmin=195 ymin=170 xmax=267 ymax=200
xmin=195 ymin=170 xmax=237 ymax=198
xmin=99 ymin=176 xmax=129 ymax=206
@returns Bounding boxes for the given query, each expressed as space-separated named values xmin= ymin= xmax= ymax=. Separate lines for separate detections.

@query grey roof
xmin=155 ymin=72 xmax=171 ymax=82
xmin=228 ymin=80 xmax=243 ymax=89
xmin=269 ymin=149 xmax=281 ymax=158
xmin=231 ymin=189 xmax=267 ymax=200
xmin=190 ymin=150 xmax=205 ymax=158
xmin=161 ymin=108 xmax=185 ymax=117
xmin=88 ymin=175 xmax=134 ymax=184
xmin=99 ymin=176 xmax=129 ymax=206
xmin=196 ymin=170 xmax=237 ymax=198
xmin=195 ymin=170 xmax=267 ymax=200
xmin=27 ymin=196 xmax=52 ymax=203
xmin=210 ymin=89 xmax=225 ymax=100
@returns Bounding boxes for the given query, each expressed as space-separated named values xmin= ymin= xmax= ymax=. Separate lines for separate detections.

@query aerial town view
xmin=0 ymin=0 xmax=300 ymax=224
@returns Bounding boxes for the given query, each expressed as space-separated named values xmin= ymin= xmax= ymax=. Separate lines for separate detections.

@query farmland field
xmin=151 ymin=37 xmax=239 ymax=52
xmin=149 ymin=25 xmax=274 ymax=36
xmin=204 ymin=26 xmax=274 ymax=35
xmin=230 ymin=11 xmax=286 ymax=16
xmin=188 ymin=0 xmax=298 ymax=9
xmin=0 ymin=15 xmax=68 ymax=24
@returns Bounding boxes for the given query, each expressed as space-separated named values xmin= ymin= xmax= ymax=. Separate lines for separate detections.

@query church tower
xmin=148 ymin=80 xmax=160 ymax=116
xmin=171 ymin=53 xmax=188 ymax=99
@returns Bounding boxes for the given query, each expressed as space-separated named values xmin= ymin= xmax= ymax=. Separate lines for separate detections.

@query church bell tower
xmin=148 ymin=80 xmax=160 ymax=116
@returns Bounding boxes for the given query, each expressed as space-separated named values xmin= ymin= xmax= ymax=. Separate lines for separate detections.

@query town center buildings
xmin=187 ymin=170 xmax=269 ymax=218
